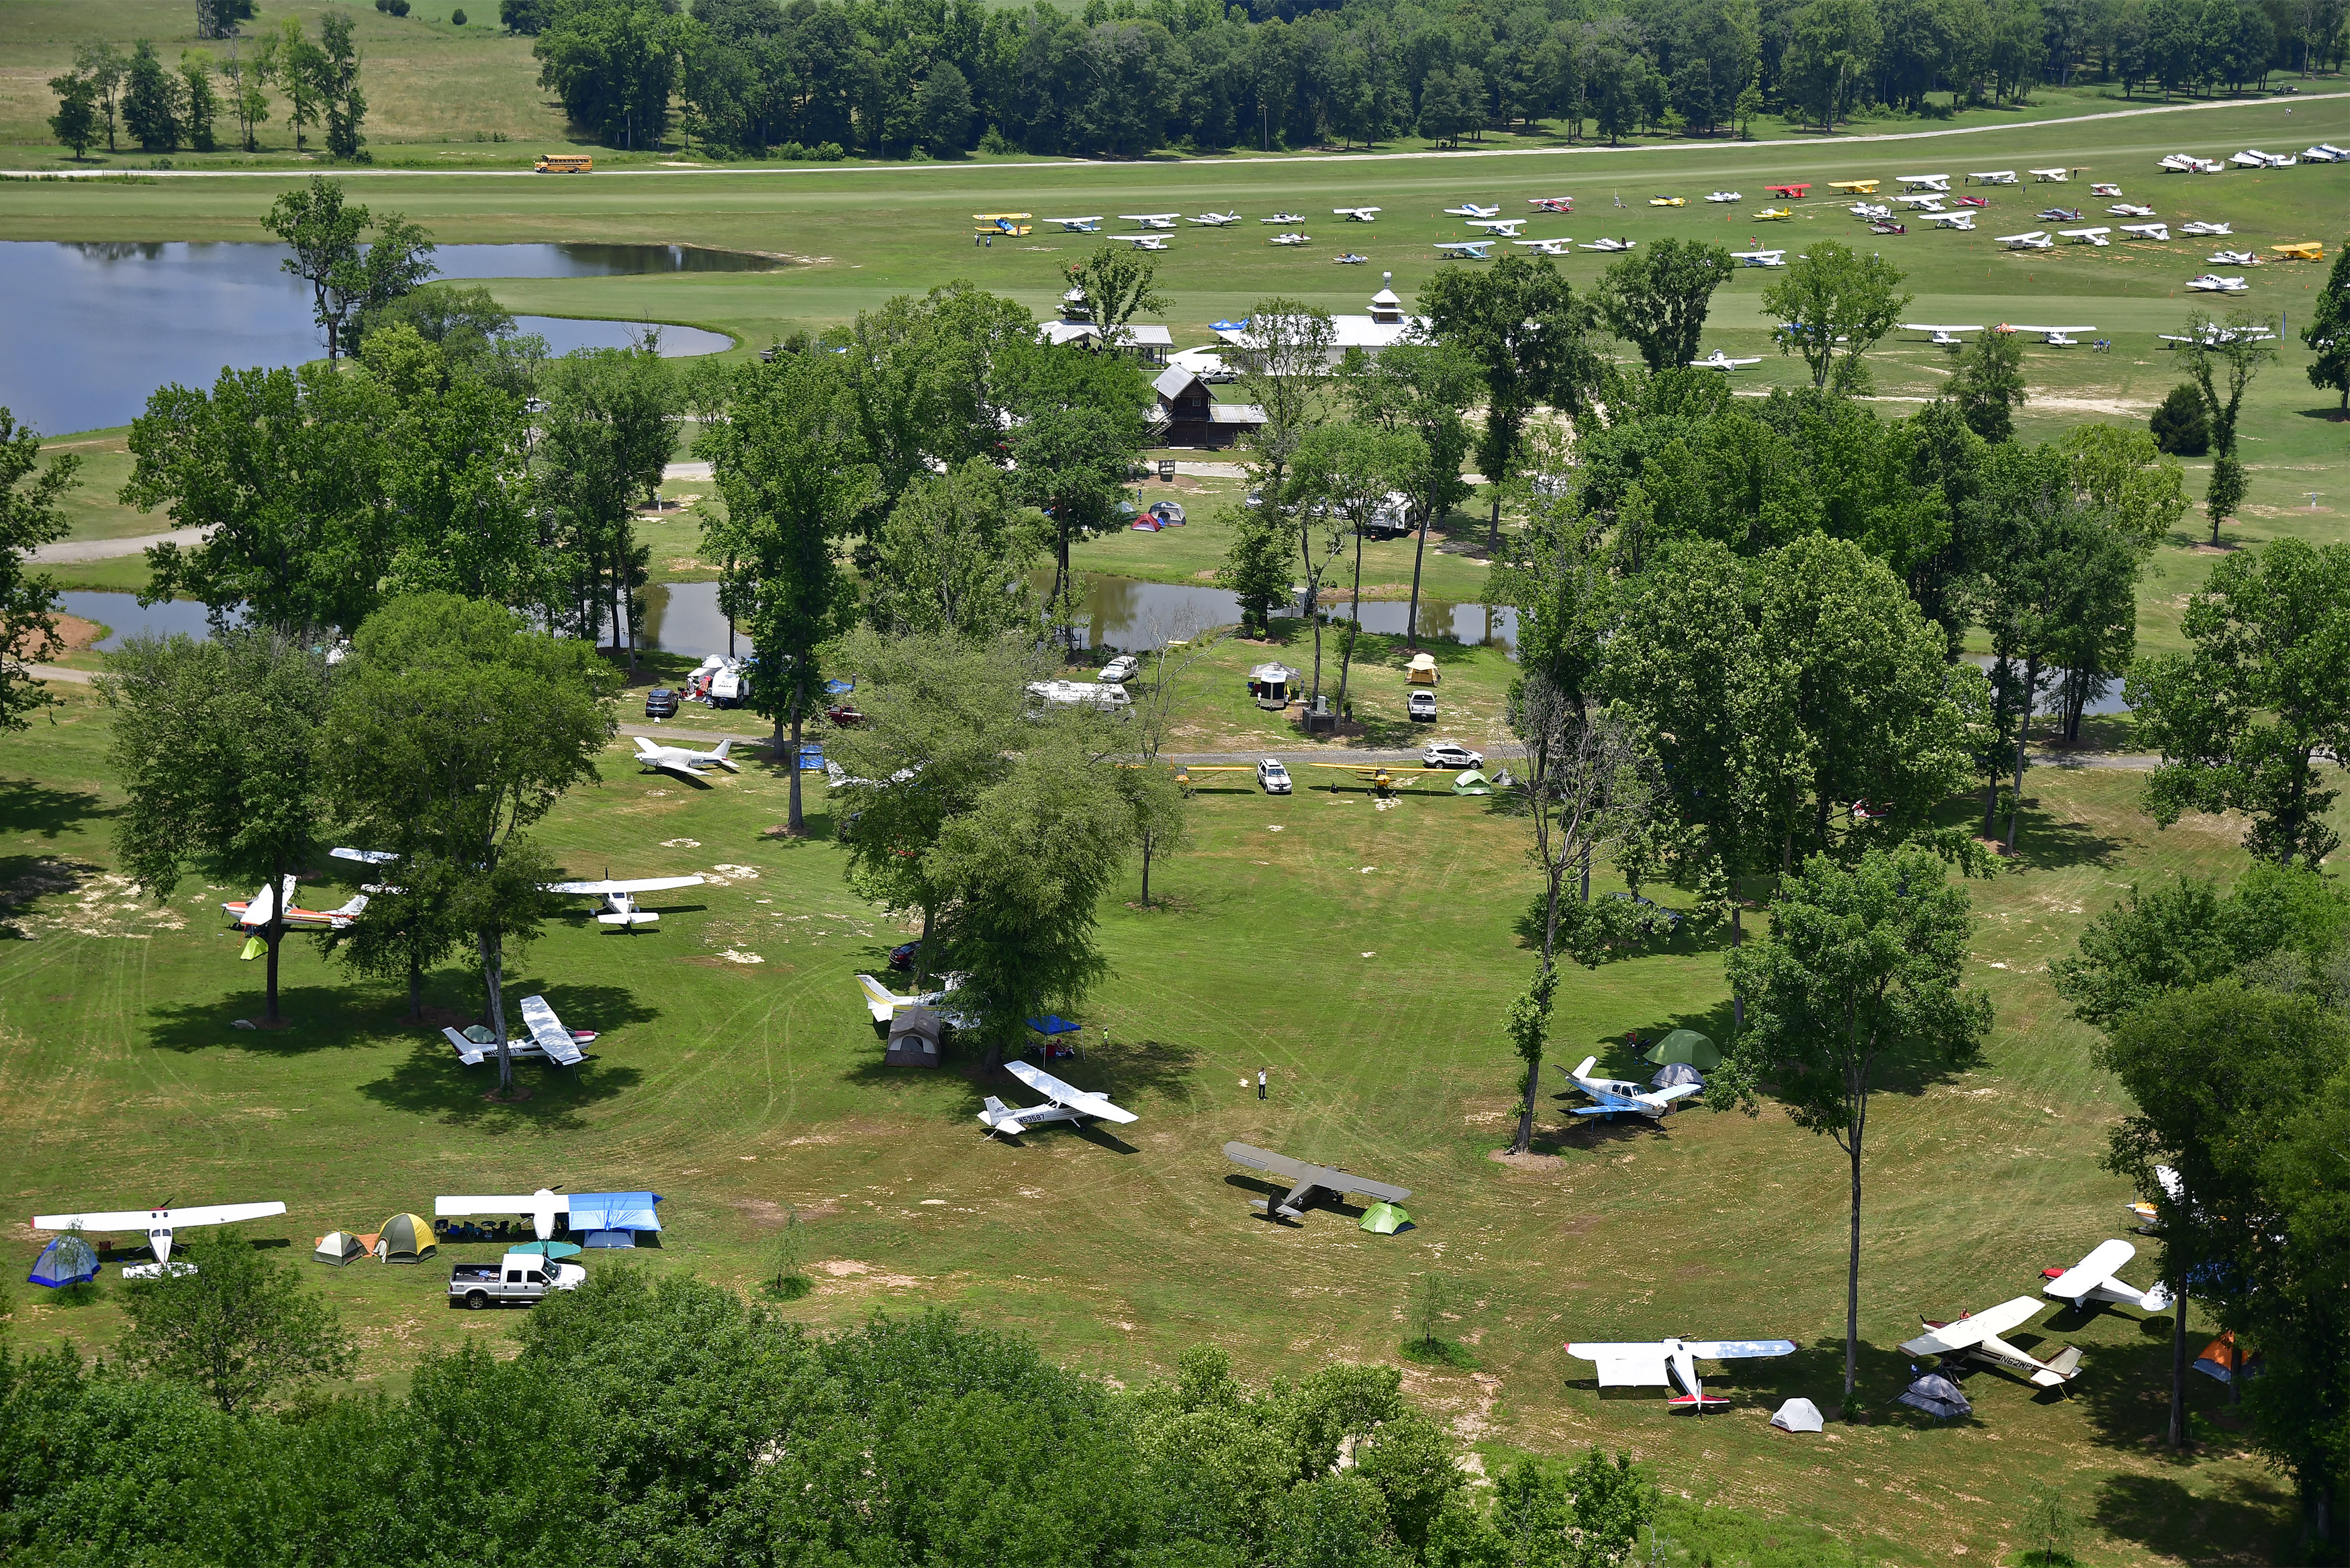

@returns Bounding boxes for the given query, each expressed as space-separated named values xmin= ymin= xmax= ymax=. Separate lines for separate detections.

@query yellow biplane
xmin=974 ymin=212 xmax=1033 ymax=237
xmin=1828 ymin=179 xmax=1879 ymax=195
xmin=1752 ymin=206 xmax=1794 ymax=221
xmin=1308 ymin=762 xmax=1423 ymax=796
xmin=2273 ymin=240 xmax=2326 ymax=261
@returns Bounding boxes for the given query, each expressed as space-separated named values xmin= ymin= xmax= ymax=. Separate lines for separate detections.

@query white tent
xmin=1769 ymin=1398 xmax=1824 ymax=1433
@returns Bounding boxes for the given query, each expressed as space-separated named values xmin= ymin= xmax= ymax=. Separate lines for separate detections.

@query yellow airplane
xmin=974 ymin=212 xmax=1033 ymax=236
xmin=2273 ymin=240 xmax=2325 ymax=260
xmin=1307 ymin=762 xmax=1423 ymax=795
xmin=1828 ymin=179 xmax=1879 ymax=195
xmin=1753 ymin=207 xmax=1794 ymax=221
xmin=1173 ymin=763 xmax=1256 ymax=788
xmin=1649 ymin=195 xmax=1685 ymax=207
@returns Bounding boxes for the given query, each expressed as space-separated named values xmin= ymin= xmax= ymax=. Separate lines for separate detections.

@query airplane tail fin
xmin=633 ymin=735 xmax=659 ymax=755
xmin=2040 ymin=1345 xmax=2084 ymax=1384
xmin=711 ymin=738 xmax=740 ymax=771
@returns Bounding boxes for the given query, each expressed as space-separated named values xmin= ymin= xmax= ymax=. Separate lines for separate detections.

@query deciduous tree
xmin=0 ymin=411 xmax=77 ymax=731
xmin=2173 ymin=310 xmax=2276 ymax=543
xmin=1339 ymin=338 xmax=1478 ymax=650
xmin=1943 ymin=326 xmax=2028 ymax=442
xmin=1595 ymin=238 xmax=1735 ymax=373
xmin=863 ymin=458 xmax=1046 ymax=638
xmin=1760 ymin=240 xmax=1912 ymax=394
xmin=2302 ymin=244 xmax=2350 ymax=411
xmin=264 ymin=177 xmax=438 ymax=362
xmin=117 ymin=1228 xmax=357 ymax=1413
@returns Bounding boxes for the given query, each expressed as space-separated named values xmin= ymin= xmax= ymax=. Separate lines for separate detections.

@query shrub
xmin=452 ymin=7 xmax=467 ymax=20
xmin=777 ymin=140 xmax=804 ymax=160
xmin=815 ymin=140 xmax=845 ymax=161
xmin=2151 ymin=382 xmax=2210 ymax=456
xmin=388 ymin=0 xmax=410 ymax=13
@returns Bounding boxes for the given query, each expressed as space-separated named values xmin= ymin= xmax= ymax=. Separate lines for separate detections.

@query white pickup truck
xmin=449 ymin=1252 xmax=586 ymax=1309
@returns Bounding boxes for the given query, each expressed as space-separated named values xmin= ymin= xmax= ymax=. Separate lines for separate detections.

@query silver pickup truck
xmin=449 ymin=1251 xmax=586 ymax=1309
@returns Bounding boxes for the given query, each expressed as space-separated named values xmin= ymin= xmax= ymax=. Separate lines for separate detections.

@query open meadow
xmin=2 ymin=83 xmax=2349 ymax=1565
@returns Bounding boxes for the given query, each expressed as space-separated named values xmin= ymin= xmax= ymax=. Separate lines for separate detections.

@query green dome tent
xmin=1359 ymin=1202 xmax=1413 ymax=1235
xmin=377 ymin=1213 xmax=437 ymax=1264
xmin=1643 ymin=1029 xmax=1721 ymax=1070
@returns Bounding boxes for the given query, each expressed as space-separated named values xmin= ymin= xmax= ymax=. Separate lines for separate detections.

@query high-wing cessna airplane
xmin=854 ymin=971 xmax=966 ymax=1025
xmin=1466 ymin=217 xmax=1526 ymax=236
xmin=1512 ymin=238 xmax=1574 ymax=256
xmin=1901 ymin=1296 xmax=2083 ymax=1387
xmin=1689 ymin=350 xmax=1762 ymax=371
xmin=1042 ymin=216 xmax=1103 ymax=232
xmin=1924 ymin=212 xmax=1976 ymax=229
xmin=1905 ymin=322 xmax=1983 ymax=345
xmin=1735 ymin=249 xmax=1787 ymax=267
xmin=545 ymin=872 xmax=708 ymax=928
xmin=1896 ymin=173 xmax=1950 ymax=190
xmin=1581 ymin=236 xmax=1636 ymax=251
xmin=30 ymin=1199 xmax=287 ymax=1279
xmin=1705 ymin=190 xmax=1742 ymax=203
xmin=1969 ymin=169 xmax=2020 ymax=185
xmin=2186 ymin=273 xmax=2249 ymax=292
xmin=1434 ymin=240 xmax=1494 ymax=260
xmin=1895 ymin=194 xmax=1948 ymax=210
xmin=633 ymin=734 xmax=741 ymax=781
xmin=1560 ymin=1055 xmax=1703 ymax=1119
xmin=1997 ymin=230 xmax=2055 ymax=250
xmin=1444 ymin=202 xmax=1500 ymax=218
xmin=2042 ymin=1238 xmax=2173 ymax=1314
xmin=1333 ymin=205 xmax=1381 ymax=222
xmin=1113 ymin=235 xmax=1170 ymax=250
xmin=2179 ymin=220 xmax=2232 ymax=236
xmin=444 ymin=993 xmax=596 ymax=1067
xmin=1121 ymin=213 xmax=1180 ymax=230
xmin=2057 ymin=228 xmax=2112 ymax=246
xmin=1223 ymin=1141 xmax=1410 ymax=1222
xmin=222 ymin=876 xmax=367 ymax=932
xmin=1268 ymin=232 xmax=1311 ymax=246
xmin=1565 ymin=1335 xmax=1797 ymax=1412
xmin=977 ymin=1061 xmax=1138 ymax=1138
xmin=1188 ymin=210 xmax=1241 ymax=226
xmin=1260 ymin=211 xmax=1305 ymax=224
xmin=1848 ymin=202 xmax=1891 ymax=219
xmin=2119 ymin=223 xmax=2171 ymax=242
xmin=2029 ymin=166 xmax=2071 ymax=181
xmin=2003 ymin=323 xmax=2096 ymax=346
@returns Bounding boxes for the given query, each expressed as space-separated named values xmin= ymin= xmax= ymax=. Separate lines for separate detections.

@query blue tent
xmin=568 ymin=1192 xmax=662 ymax=1233
xmin=29 ymin=1234 xmax=99 ymax=1289
xmin=824 ymin=678 xmax=855 ymax=696
xmin=1027 ymin=1014 xmax=1081 ymax=1036
xmin=1210 ymin=319 xmax=1249 ymax=332
xmin=1898 ymin=1373 xmax=1971 ymax=1420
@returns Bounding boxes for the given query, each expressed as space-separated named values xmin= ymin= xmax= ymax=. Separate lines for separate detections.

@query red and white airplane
xmin=222 ymin=876 xmax=367 ymax=932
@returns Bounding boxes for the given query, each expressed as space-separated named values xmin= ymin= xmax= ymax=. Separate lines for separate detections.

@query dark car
xmin=888 ymin=941 xmax=922 ymax=972
xmin=645 ymin=688 xmax=680 ymax=718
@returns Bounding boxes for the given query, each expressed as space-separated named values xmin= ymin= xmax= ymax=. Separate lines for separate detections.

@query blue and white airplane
xmin=1434 ymin=240 xmax=1494 ymax=260
xmin=1560 ymin=1056 xmax=1703 ymax=1120
xmin=1042 ymin=215 xmax=1104 ymax=232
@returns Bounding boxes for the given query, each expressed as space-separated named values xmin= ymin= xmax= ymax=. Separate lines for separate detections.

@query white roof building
xmin=1039 ymin=285 xmax=1173 ymax=360
xmin=1212 ymin=273 xmax=1428 ymax=364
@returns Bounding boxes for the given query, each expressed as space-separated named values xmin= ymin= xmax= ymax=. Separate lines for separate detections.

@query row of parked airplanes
xmin=1680 ymin=316 xmax=2280 ymax=369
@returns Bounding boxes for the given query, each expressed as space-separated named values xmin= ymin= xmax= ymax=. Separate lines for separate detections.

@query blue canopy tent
xmin=28 ymin=1234 xmax=99 ymax=1289
xmin=1210 ymin=319 xmax=1250 ymax=332
xmin=823 ymin=678 xmax=855 ymax=696
xmin=567 ymin=1191 xmax=663 ymax=1249
xmin=1027 ymin=1014 xmax=1082 ymax=1060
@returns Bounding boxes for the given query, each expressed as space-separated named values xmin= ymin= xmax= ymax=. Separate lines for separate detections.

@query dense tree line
xmin=48 ymin=13 xmax=367 ymax=160
xmin=498 ymin=0 xmax=2340 ymax=162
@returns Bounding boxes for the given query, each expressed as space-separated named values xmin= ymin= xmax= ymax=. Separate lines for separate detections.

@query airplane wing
xmin=1006 ymin=1061 xmax=1137 ymax=1124
xmin=1637 ymin=1083 xmax=1705 ymax=1110
xmin=518 ymin=994 xmax=585 ymax=1067
xmin=655 ymin=759 xmax=708 ymax=780
xmin=1685 ymin=1338 xmax=1799 ymax=1360
xmin=1224 ymin=1141 xmax=1308 ymax=1180
xmin=1900 ymin=1295 xmax=2045 ymax=1355
xmin=154 ymin=1200 xmax=287 ymax=1227
xmin=2044 ymin=1239 xmax=2134 ymax=1302
xmin=34 ymin=1200 xmax=289 ymax=1230
xmin=546 ymin=876 xmax=706 ymax=896
xmin=1566 ymin=1342 xmax=1673 ymax=1387
xmin=436 ymin=1192 xmax=567 ymax=1218
xmin=332 ymin=847 xmax=401 ymax=865
xmin=1223 ymin=1142 xmax=1410 ymax=1204
xmin=632 ymin=736 xmax=661 ymax=756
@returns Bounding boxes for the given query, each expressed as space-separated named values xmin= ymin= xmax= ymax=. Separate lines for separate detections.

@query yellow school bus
xmin=535 ymin=153 xmax=594 ymax=174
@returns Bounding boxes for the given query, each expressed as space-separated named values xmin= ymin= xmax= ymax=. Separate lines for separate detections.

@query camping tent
xmin=1770 ymin=1398 xmax=1824 ymax=1433
xmin=570 ymin=1192 xmax=662 ymax=1248
xmin=1898 ymin=1373 xmax=1971 ymax=1420
xmin=884 ymin=1006 xmax=944 ymax=1067
xmin=1644 ymin=1030 xmax=1722 ymax=1070
xmin=1405 ymin=652 xmax=1440 ymax=685
xmin=1451 ymin=770 xmax=1492 ymax=796
xmin=377 ymin=1214 xmax=437 ymax=1264
xmin=2194 ymin=1332 xmax=2261 ymax=1384
xmin=1359 ymin=1202 xmax=1413 ymax=1234
xmin=1652 ymin=1063 xmax=1705 ymax=1091
xmin=28 ymin=1234 xmax=99 ymax=1289
xmin=312 ymin=1231 xmax=365 ymax=1267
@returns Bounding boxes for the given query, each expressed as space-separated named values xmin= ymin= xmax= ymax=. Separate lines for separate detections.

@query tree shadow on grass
xmin=357 ymin=1036 xmax=641 ymax=1133
xmin=2060 ymin=1307 xmax=2227 ymax=1457
xmin=144 ymin=985 xmax=410 ymax=1054
xmin=2008 ymin=792 xmax=2127 ymax=871
xmin=0 ymin=854 xmax=102 ymax=940
xmin=0 ymin=780 xmax=107 ymax=839
xmin=2093 ymin=1471 xmax=2299 ymax=1565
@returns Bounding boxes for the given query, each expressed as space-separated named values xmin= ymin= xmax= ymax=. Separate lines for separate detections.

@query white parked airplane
xmin=222 ymin=875 xmax=368 ymax=932
xmin=1560 ymin=1055 xmax=1703 ymax=1120
xmin=1188 ymin=211 xmax=1241 ymax=226
xmin=1332 ymin=252 xmax=1368 ymax=264
xmin=1705 ymin=191 xmax=1743 ymax=203
xmin=1269 ymin=232 xmax=1311 ymax=246
xmin=30 ymin=1199 xmax=287 ymax=1279
xmin=633 ymin=734 xmax=741 ymax=781
xmin=2057 ymin=228 xmax=2112 ymax=246
xmin=1333 ymin=206 xmax=1380 ymax=222
xmin=1466 ymin=218 xmax=1526 ymax=236
xmin=2230 ymin=149 xmax=2294 ymax=168
xmin=1443 ymin=202 xmax=1500 ymax=218
xmin=1924 ymin=212 xmax=1976 ymax=230
xmin=2120 ymin=223 xmax=2171 ymax=242
xmin=545 ymin=871 xmax=707 ymax=928
xmin=1120 ymin=213 xmax=1179 ymax=230
xmin=1689 ymin=350 xmax=1762 ymax=371
xmin=854 ymin=971 xmax=964 ymax=1024
xmin=1512 ymin=238 xmax=1574 ymax=256
xmin=2306 ymin=144 xmax=2349 ymax=162
xmin=1565 ymin=1335 xmax=1798 ymax=1412
xmin=1997 ymin=230 xmax=2055 ymax=250
xmin=1893 ymin=194 xmax=1947 ymax=210
xmin=1113 ymin=235 xmax=1170 ymax=250
xmin=2179 ymin=220 xmax=2232 ymax=236
xmin=1042 ymin=216 xmax=1103 ymax=232
xmin=2159 ymin=154 xmax=2225 ymax=174
xmin=2187 ymin=273 xmax=2249 ymax=292
xmin=977 ymin=1061 xmax=1139 ymax=1138
xmin=2108 ymin=202 xmax=2157 ymax=217
xmin=2161 ymin=325 xmax=2275 ymax=346
xmin=1435 ymin=240 xmax=1494 ymax=259
xmin=1260 ymin=211 xmax=1304 ymax=224
xmin=2091 ymin=181 xmax=2123 ymax=195
xmin=2208 ymin=248 xmax=2260 ymax=266
xmin=1901 ymin=1297 xmax=2083 ymax=1387
xmin=1906 ymin=322 xmax=1983 ymax=344
xmin=2029 ymin=166 xmax=2071 ymax=181
xmin=1969 ymin=169 xmax=2020 ymax=185
xmin=1581 ymin=237 xmax=1636 ymax=252
xmin=1896 ymin=173 xmax=1951 ymax=191
xmin=1849 ymin=202 xmax=1891 ymax=219
xmin=2004 ymin=323 xmax=2096 ymax=346
xmin=1735 ymin=249 xmax=1787 ymax=267
xmin=2043 ymin=1238 xmax=2173 ymax=1314
xmin=444 ymin=993 xmax=594 ymax=1067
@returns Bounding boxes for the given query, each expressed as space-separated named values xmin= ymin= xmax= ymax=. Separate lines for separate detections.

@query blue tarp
xmin=1210 ymin=319 xmax=1249 ymax=332
xmin=824 ymin=678 xmax=855 ymax=695
xmin=567 ymin=1192 xmax=663 ymax=1232
xmin=1027 ymin=1014 xmax=1081 ymax=1036
xmin=28 ymin=1234 xmax=98 ymax=1289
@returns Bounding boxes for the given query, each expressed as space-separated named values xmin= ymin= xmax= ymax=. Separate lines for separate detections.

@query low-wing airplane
xmin=1434 ymin=240 xmax=1493 ymax=260
xmin=2091 ymin=181 xmax=2123 ymax=195
xmin=1969 ymin=169 xmax=2020 ymax=185
xmin=2057 ymin=227 xmax=2112 ymax=246
xmin=855 ymin=971 xmax=963 ymax=1025
xmin=1222 ymin=1140 xmax=1410 ymax=1222
xmin=973 ymin=212 xmax=1032 ymax=236
xmin=1906 ymin=322 xmax=1983 ymax=345
xmin=1895 ymin=194 xmax=1947 ymax=210
xmin=1956 ymin=194 xmax=1991 ymax=207
xmin=31 ymin=1198 xmax=287 ymax=1279
xmin=1113 ymin=234 xmax=1170 ymax=250
xmin=1466 ymin=217 xmax=1526 ymax=236
xmin=1333 ymin=252 xmax=1369 ymax=264
xmin=1269 ymin=232 xmax=1311 ymax=246
xmin=1828 ymin=178 xmax=1879 ymax=195
xmin=1260 ymin=211 xmax=1305 ymax=224
xmin=2029 ymin=166 xmax=2071 ymax=181
xmin=1753 ymin=206 xmax=1794 ymax=221
xmin=1924 ymin=212 xmax=1976 ymax=229
xmin=977 ymin=1061 xmax=1138 ymax=1138
xmin=1765 ymin=183 xmax=1809 ymax=198
xmin=1705 ymin=190 xmax=1742 ymax=203
xmin=1564 ymin=1335 xmax=1797 ymax=1412
xmin=2208 ymin=248 xmax=2260 ymax=266
xmin=2179 ymin=220 xmax=2231 ymax=236
xmin=1997 ymin=230 xmax=2055 ymax=250
xmin=2305 ymin=143 xmax=2350 ymax=162
xmin=2042 ymin=1238 xmax=2173 ymax=1314
xmin=2186 ymin=273 xmax=2249 ymax=293
xmin=1896 ymin=173 xmax=1950 ymax=191
xmin=2159 ymin=154 xmax=2225 ymax=174
xmin=1444 ymin=202 xmax=1499 ymax=218
xmin=2119 ymin=222 xmax=2171 ymax=242
xmin=2108 ymin=202 xmax=2157 ymax=217
xmin=1869 ymin=221 xmax=1907 ymax=235
xmin=1649 ymin=195 xmax=1686 ymax=207
xmin=1581 ymin=236 xmax=1636 ymax=251
xmin=1560 ymin=1055 xmax=1703 ymax=1120
xmin=1512 ymin=238 xmax=1574 ymax=256
xmin=1528 ymin=195 xmax=1576 ymax=212
xmin=633 ymin=734 xmax=741 ymax=781
xmin=1734 ymin=249 xmax=1787 ymax=267
xmin=2002 ymin=323 xmax=2096 ymax=346
xmin=222 ymin=875 xmax=367 ymax=932
xmin=2037 ymin=206 xmax=2083 ymax=221
xmin=2160 ymin=325 xmax=2276 ymax=347
xmin=2274 ymin=240 xmax=2326 ymax=260
xmin=1042 ymin=215 xmax=1103 ymax=232
xmin=545 ymin=871 xmax=707 ymax=928
xmin=1333 ymin=205 xmax=1381 ymax=222
xmin=1188 ymin=210 xmax=1241 ymax=226
xmin=444 ymin=993 xmax=594 ymax=1067
xmin=1901 ymin=1296 xmax=2083 ymax=1387
xmin=1689 ymin=349 xmax=1762 ymax=371
xmin=1848 ymin=201 xmax=1891 ymax=219
xmin=1121 ymin=213 xmax=1179 ymax=230
xmin=2229 ymin=148 xmax=2285 ymax=168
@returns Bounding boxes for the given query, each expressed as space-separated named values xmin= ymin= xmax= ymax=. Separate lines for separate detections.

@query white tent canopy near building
xmin=1215 ymin=273 xmax=1429 ymax=364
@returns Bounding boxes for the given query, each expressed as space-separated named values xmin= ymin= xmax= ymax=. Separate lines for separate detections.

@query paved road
xmin=32 ymin=527 xmax=206 ymax=565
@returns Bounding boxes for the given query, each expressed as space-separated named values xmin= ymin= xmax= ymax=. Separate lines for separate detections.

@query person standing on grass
xmin=1258 ymin=1068 xmax=1268 ymax=1100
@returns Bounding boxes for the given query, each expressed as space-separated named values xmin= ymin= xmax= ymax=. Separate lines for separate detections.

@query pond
xmin=1 ymin=241 xmax=755 ymax=436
